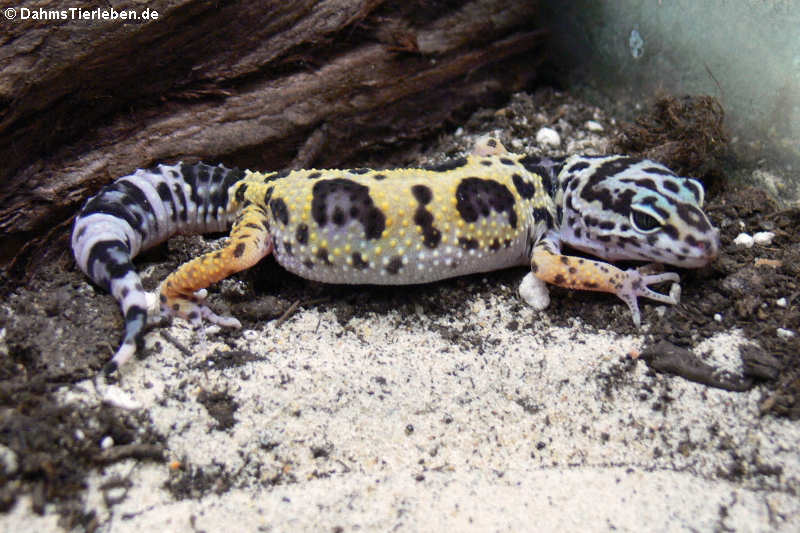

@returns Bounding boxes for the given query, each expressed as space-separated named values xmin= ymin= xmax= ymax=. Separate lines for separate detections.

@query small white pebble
xmin=776 ymin=328 xmax=796 ymax=339
xmin=102 ymin=385 xmax=143 ymax=410
xmin=753 ymin=231 xmax=776 ymax=245
xmin=100 ymin=436 xmax=114 ymax=449
xmin=776 ymin=298 xmax=788 ymax=308
xmin=585 ymin=120 xmax=604 ymax=132
xmin=519 ymin=272 xmax=550 ymax=310
xmin=733 ymin=233 xmax=754 ymax=248
xmin=74 ymin=429 xmax=85 ymax=441
xmin=536 ymin=127 xmax=561 ymax=147
xmin=713 ymin=313 xmax=723 ymax=322
xmin=0 ymin=445 xmax=18 ymax=477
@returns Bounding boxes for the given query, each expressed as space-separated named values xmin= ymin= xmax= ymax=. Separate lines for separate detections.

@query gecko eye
xmin=630 ymin=208 xmax=662 ymax=233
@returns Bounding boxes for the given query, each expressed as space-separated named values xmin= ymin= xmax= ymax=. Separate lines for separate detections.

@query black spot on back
xmin=458 ymin=237 xmax=479 ymax=250
xmin=352 ymin=252 xmax=369 ymax=270
xmin=296 ymin=223 xmax=309 ymax=245
xmin=386 ymin=256 xmax=403 ymax=274
xmin=269 ymin=198 xmax=289 ymax=225
xmin=512 ymin=174 xmax=536 ymax=199
xmin=332 ymin=207 xmax=346 ymax=226
xmin=455 ymin=178 xmax=517 ymax=228
xmin=411 ymin=184 xmax=433 ymax=205
xmin=317 ymin=247 xmax=332 ymax=265
xmin=413 ymin=206 xmax=441 ymax=248
xmin=311 ymin=179 xmax=386 ymax=240
xmin=518 ymin=155 xmax=564 ymax=197
xmin=410 ymin=183 xmax=440 ymax=248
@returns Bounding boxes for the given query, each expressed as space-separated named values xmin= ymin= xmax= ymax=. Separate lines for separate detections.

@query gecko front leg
xmin=522 ymin=237 xmax=680 ymax=327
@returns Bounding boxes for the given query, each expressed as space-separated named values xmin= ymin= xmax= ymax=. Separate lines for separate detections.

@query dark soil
xmin=1 ymin=90 xmax=798 ymax=528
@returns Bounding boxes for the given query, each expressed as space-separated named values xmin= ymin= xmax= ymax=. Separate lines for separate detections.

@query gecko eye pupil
xmin=630 ymin=209 xmax=661 ymax=233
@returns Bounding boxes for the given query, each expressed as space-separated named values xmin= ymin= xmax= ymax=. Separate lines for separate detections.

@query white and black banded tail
xmin=71 ymin=162 xmax=245 ymax=373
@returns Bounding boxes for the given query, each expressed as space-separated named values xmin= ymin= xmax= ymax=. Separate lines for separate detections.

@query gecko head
xmin=558 ymin=156 xmax=720 ymax=268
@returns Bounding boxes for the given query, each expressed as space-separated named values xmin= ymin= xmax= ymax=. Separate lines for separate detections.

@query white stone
xmin=585 ymin=120 xmax=604 ymax=132
xmin=518 ymin=272 xmax=550 ymax=310
xmin=733 ymin=233 xmax=754 ymax=248
xmin=753 ymin=231 xmax=776 ymax=245
xmin=536 ymin=127 xmax=561 ymax=147
xmin=102 ymin=385 xmax=143 ymax=410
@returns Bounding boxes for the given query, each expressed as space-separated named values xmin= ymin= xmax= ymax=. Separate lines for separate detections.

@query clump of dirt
xmin=614 ymin=94 xmax=729 ymax=185
xmin=0 ymin=381 xmax=166 ymax=529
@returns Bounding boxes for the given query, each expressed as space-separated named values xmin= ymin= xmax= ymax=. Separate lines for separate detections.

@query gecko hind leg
xmin=158 ymin=202 xmax=273 ymax=339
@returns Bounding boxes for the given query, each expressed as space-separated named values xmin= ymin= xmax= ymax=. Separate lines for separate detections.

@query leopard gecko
xmin=71 ymin=136 xmax=720 ymax=373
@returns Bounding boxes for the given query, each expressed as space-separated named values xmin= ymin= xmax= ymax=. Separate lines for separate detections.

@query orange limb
xmin=158 ymin=203 xmax=273 ymax=329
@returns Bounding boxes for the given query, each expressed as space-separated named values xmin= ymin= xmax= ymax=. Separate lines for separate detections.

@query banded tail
xmin=71 ymin=162 xmax=245 ymax=373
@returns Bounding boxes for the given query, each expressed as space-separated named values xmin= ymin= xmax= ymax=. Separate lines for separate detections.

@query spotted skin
xmin=72 ymin=137 xmax=719 ymax=372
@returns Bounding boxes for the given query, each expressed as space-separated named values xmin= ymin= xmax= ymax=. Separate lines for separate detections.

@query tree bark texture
xmin=0 ymin=0 xmax=543 ymax=279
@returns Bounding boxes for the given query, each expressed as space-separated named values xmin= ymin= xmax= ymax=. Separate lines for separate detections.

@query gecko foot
xmin=159 ymin=287 xmax=242 ymax=331
xmin=616 ymin=269 xmax=681 ymax=327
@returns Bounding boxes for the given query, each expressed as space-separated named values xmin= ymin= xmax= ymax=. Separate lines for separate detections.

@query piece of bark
xmin=0 ymin=0 xmax=544 ymax=278
xmin=640 ymin=340 xmax=753 ymax=392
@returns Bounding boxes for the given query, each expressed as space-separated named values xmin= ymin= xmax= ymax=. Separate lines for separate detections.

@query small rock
xmin=776 ymin=297 xmax=788 ymax=308
xmin=753 ymin=231 xmax=776 ymax=245
xmin=733 ymin=233 xmax=754 ymax=248
xmin=536 ymin=127 xmax=561 ymax=147
xmin=0 ymin=445 xmax=19 ymax=476
xmin=101 ymin=436 xmax=114 ymax=449
xmin=103 ymin=385 xmax=143 ymax=410
xmin=776 ymin=328 xmax=796 ymax=340
xmin=585 ymin=120 xmax=604 ymax=132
